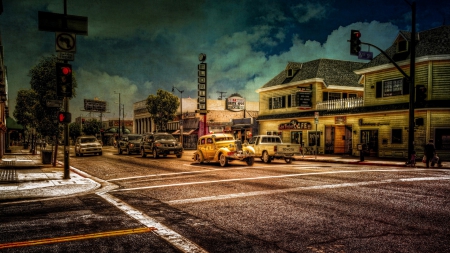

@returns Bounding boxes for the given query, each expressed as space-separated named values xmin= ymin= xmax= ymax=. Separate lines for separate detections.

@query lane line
xmin=167 ymin=176 xmax=450 ymax=205
xmin=0 ymin=227 xmax=155 ymax=249
xmin=110 ymin=168 xmax=445 ymax=192
xmin=98 ymin=192 xmax=208 ymax=253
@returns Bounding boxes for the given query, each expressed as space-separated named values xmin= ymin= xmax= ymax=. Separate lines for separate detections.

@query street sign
xmin=56 ymin=32 xmax=76 ymax=52
xmin=38 ymin=11 xmax=88 ymax=35
xmin=57 ymin=52 xmax=75 ymax=61
xmin=46 ymin=99 xmax=63 ymax=108
xmin=358 ymin=51 xmax=373 ymax=60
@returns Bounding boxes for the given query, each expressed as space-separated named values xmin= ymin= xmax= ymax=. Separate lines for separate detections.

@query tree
xmin=13 ymin=89 xmax=39 ymax=131
xmin=146 ymin=89 xmax=179 ymax=132
xmin=69 ymin=122 xmax=81 ymax=141
xmin=26 ymin=55 xmax=77 ymax=137
xmin=82 ymin=119 xmax=101 ymax=136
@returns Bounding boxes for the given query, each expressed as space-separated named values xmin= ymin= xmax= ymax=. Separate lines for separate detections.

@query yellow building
xmin=257 ymin=25 xmax=450 ymax=159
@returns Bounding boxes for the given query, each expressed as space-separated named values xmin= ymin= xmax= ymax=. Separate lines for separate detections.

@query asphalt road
xmin=1 ymin=146 xmax=449 ymax=252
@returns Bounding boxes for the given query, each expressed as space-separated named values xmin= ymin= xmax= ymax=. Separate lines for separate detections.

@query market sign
xmin=227 ymin=95 xmax=245 ymax=111
xmin=278 ymin=120 xmax=312 ymax=130
xmin=296 ymin=87 xmax=312 ymax=109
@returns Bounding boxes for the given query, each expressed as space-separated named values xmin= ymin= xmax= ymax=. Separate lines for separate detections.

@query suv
xmin=193 ymin=133 xmax=255 ymax=166
xmin=140 ymin=132 xmax=183 ymax=158
xmin=118 ymin=134 xmax=142 ymax=154
xmin=75 ymin=136 xmax=103 ymax=156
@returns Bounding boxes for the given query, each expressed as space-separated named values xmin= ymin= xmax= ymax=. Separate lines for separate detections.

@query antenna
xmin=217 ymin=91 xmax=227 ymax=100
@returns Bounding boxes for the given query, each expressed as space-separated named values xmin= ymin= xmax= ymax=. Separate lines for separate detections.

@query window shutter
xmin=282 ymin=96 xmax=286 ymax=108
xmin=269 ymin=97 xmax=272 ymax=109
xmin=376 ymin=81 xmax=382 ymax=98
xmin=403 ymin=78 xmax=409 ymax=95
xmin=323 ymin=92 xmax=328 ymax=101
xmin=288 ymin=94 xmax=292 ymax=107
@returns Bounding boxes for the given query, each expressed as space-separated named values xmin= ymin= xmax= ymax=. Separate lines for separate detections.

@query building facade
xmin=256 ymin=26 xmax=450 ymax=159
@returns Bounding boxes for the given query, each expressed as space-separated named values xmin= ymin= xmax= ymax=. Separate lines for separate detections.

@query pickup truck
xmin=247 ymin=135 xmax=302 ymax=163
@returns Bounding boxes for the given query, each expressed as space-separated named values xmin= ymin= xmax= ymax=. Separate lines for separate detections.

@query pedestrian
xmin=424 ymin=139 xmax=436 ymax=168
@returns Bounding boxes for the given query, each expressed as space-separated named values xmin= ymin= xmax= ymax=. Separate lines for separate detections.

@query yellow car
xmin=193 ymin=133 xmax=255 ymax=166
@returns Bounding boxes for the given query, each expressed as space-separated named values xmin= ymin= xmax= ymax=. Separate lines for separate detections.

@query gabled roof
xmin=361 ymin=25 xmax=450 ymax=68
xmin=260 ymin=59 xmax=365 ymax=90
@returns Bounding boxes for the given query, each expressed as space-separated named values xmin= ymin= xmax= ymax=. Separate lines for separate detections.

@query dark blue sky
xmin=1 ymin=0 xmax=449 ymax=119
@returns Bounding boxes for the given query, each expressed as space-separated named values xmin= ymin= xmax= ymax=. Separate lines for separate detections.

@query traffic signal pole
xmin=63 ymin=0 xmax=70 ymax=179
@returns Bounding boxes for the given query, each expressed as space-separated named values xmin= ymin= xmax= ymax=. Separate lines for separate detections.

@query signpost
xmin=314 ymin=112 xmax=319 ymax=159
xmin=38 ymin=1 xmax=88 ymax=179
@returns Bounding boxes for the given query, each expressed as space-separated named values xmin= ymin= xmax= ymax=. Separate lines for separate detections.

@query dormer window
xmin=397 ymin=40 xmax=409 ymax=53
xmin=286 ymin=69 xmax=294 ymax=77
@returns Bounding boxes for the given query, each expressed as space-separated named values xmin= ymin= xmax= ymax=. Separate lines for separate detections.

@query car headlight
xmin=129 ymin=143 xmax=134 ymax=148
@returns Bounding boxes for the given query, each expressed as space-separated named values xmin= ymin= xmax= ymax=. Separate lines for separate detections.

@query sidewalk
xmin=1 ymin=147 xmax=447 ymax=203
xmin=0 ymin=146 xmax=100 ymax=203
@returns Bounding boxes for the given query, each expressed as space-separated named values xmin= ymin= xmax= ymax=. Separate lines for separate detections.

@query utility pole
xmin=172 ymin=86 xmax=184 ymax=147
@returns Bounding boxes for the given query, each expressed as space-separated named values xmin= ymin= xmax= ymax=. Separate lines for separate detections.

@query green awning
xmin=6 ymin=117 xmax=23 ymax=130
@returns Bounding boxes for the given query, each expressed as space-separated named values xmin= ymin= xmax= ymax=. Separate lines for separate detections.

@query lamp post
xmin=172 ymin=86 xmax=184 ymax=147
xmin=114 ymin=91 xmax=121 ymax=143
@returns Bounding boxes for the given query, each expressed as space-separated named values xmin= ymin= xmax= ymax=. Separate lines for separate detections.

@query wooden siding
xmin=364 ymin=62 xmax=430 ymax=106
xmin=431 ymin=61 xmax=450 ymax=100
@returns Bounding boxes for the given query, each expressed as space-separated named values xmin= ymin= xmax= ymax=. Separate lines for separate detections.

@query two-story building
xmin=256 ymin=59 xmax=365 ymax=155
xmin=256 ymin=25 xmax=450 ymax=159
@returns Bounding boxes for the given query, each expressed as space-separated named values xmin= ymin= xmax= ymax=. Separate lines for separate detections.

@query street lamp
xmin=172 ymin=86 xmax=184 ymax=147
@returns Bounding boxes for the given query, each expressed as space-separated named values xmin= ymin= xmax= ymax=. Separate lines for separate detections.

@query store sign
xmin=278 ymin=120 xmax=311 ymax=130
xmin=296 ymin=87 xmax=312 ymax=109
xmin=335 ymin=116 xmax=346 ymax=124
xmin=227 ymin=95 xmax=245 ymax=111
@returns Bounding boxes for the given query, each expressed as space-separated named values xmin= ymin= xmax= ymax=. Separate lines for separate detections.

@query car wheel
xmin=99 ymin=152 xmax=103 ymax=156
xmin=141 ymin=149 xmax=147 ymax=158
xmin=195 ymin=152 xmax=204 ymax=163
xmin=285 ymin=158 xmax=292 ymax=164
xmin=246 ymin=157 xmax=255 ymax=166
xmin=219 ymin=153 xmax=228 ymax=167
xmin=176 ymin=154 xmax=182 ymax=158
xmin=153 ymin=148 xmax=159 ymax=158
xmin=80 ymin=153 xmax=83 ymax=157
xmin=126 ymin=148 xmax=130 ymax=155
xmin=118 ymin=148 xmax=122 ymax=154
xmin=262 ymin=151 xmax=272 ymax=163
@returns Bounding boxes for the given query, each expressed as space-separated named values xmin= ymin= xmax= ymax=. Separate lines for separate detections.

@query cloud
xmin=292 ymin=2 xmax=331 ymax=23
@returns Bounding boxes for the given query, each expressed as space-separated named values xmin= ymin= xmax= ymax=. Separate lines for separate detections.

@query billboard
xmin=84 ymin=99 xmax=107 ymax=112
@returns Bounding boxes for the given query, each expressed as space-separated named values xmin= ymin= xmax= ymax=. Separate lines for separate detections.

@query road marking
xmin=167 ymin=176 xmax=450 ymax=205
xmin=0 ymin=227 xmax=155 ymax=249
xmin=98 ymin=193 xmax=208 ymax=253
xmin=110 ymin=168 xmax=443 ymax=192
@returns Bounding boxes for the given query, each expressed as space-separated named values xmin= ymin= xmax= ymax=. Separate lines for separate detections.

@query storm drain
xmin=0 ymin=169 xmax=18 ymax=183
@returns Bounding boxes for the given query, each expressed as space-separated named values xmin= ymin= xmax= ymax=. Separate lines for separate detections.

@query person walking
xmin=424 ymin=139 xmax=436 ymax=168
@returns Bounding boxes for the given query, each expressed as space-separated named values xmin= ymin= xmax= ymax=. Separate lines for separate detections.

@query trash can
xmin=42 ymin=150 xmax=53 ymax=164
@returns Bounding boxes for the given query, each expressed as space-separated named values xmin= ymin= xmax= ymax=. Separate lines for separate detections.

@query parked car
xmin=118 ymin=134 xmax=142 ymax=154
xmin=248 ymin=135 xmax=302 ymax=163
xmin=75 ymin=135 xmax=103 ymax=156
xmin=193 ymin=133 xmax=255 ymax=166
xmin=140 ymin=132 xmax=183 ymax=158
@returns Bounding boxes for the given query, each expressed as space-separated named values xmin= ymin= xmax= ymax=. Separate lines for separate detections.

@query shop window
xmin=391 ymin=129 xmax=402 ymax=144
xmin=308 ymin=131 xmax=320 ymax=146
xmin=291 ymin=131 xmax=302 ymax=144
xmin=435 ymin=128 xmax=450 ymax=150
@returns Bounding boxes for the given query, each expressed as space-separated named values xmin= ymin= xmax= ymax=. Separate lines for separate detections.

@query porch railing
xmin=316 ymin=97 xmax=364 ymax=111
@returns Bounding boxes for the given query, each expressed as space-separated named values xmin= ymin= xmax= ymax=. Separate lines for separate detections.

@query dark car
xmin=118 ymin=134 xmax=143 ymax=154
xmin=140 ymin=132 xmax=183 ymax=158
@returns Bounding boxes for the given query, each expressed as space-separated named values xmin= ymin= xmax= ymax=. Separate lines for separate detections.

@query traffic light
xmin=57 ymin=112 xmax=71 ymax=123
xmin=56 ymin=63 xmax=73 ymax=97
xmin=416 ymin=85 xmax=427 ymax=104
xmin=350 ymin=30 xmax=361 ymax=55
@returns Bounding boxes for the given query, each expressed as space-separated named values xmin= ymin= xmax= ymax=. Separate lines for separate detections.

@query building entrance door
xmin=361 ymin=130 xmax=378 ymax=156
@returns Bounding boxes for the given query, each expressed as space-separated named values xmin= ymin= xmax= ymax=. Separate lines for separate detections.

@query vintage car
xmin=193 ymin=133 xmax=255 ymax=166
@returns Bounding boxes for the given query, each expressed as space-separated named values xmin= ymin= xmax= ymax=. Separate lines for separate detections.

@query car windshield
xmin=214 ymin=137 xmax=234 ymax=142
xmin=128 ymin=135 xmax=141 ymax=141
xmin=155 ymin=135 xmax=175 ymax=141
xmin=81 ymin=138 xmax=97 ymax=143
